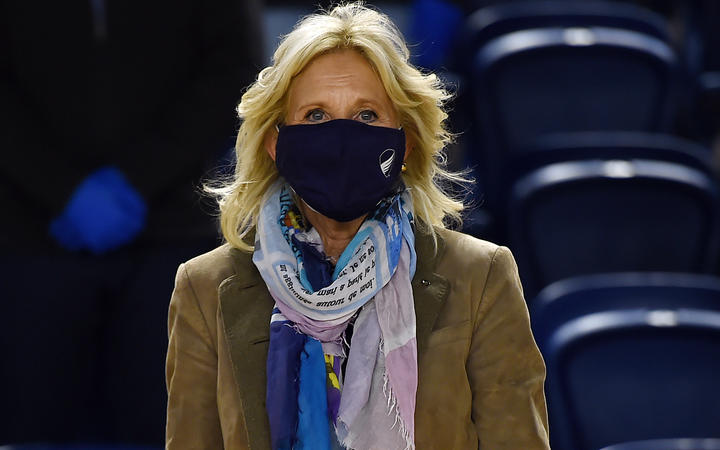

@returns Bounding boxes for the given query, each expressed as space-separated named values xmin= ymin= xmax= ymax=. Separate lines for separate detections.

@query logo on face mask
xmin=379 ymin=149 xmax=395 ymax=178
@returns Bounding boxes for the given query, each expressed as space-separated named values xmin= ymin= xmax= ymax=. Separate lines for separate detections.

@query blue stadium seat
xmin=508 ymin=159 xmax=720 ymax=296
xmin=493 ymin=131 xmax=715 ymax=217
xmin=467 ymin=25 xmax=679 ymax=213
xmin=599 ymin=437 xmax=720 ymax=450
xmin=513 ymin=131 xmax=714 ymax=178
xmin=473 ymin=26 xmax=677 ymax=151
xmin=531 ymin=272 xmax=720 ymax=336
xmin=531 ymin=274 xmax=720 ymax=450
xmin=455 ymin=0 xmax=670 ymax=71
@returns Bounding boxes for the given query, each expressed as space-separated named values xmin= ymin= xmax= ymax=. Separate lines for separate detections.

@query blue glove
xmin=50 ymin=167 xmax=147 ymax=254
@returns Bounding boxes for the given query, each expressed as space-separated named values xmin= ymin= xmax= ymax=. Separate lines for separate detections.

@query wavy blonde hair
xmin=210 ymin=2 xmax=469 ymax=252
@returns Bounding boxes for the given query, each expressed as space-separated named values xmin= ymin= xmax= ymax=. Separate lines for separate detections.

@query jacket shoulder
xmin=433 ymin=228 xmax=521 ymax=299
xmin=179 ymin=243 xmax=255 ymax=309
xmin=436 ymin=228 xmax=503 ymax=266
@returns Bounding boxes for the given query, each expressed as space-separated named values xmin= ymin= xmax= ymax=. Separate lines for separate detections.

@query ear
xmin=264 ymin=127 xmax=279 ymax=161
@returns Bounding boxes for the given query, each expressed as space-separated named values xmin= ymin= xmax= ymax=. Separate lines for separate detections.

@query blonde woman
xmin=166 ymin=3 xmax=549 ymax=449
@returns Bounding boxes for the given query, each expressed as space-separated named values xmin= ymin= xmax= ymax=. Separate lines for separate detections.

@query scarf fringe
xmin=382 ymin=364 xmax=415 ymax=450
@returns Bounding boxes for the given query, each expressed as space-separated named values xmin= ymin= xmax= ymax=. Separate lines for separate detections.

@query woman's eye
xmin=305 ymin=109 xmax=326 ymax=122
xmin=358 ymin=110 xmax=378 ymax=122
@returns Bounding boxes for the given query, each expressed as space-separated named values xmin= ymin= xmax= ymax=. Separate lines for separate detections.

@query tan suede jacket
xmin=166 ymin=227 xmax=550 ymax=449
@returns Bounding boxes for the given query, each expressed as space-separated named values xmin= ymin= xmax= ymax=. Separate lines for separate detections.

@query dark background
xmin=2 ymin=1 xmax=719 ymax=449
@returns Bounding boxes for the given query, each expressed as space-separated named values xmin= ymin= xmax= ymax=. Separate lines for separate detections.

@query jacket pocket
xmin=250 ymin=335 xmax=269 ymax=345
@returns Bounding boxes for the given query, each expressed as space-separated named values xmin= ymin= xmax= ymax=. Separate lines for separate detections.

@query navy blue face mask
xmin=275 ymin=119 xmax=406 ymax=222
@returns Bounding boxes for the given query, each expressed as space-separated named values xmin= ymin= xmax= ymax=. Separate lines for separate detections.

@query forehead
xmin=287 ymin=49 xmax=390 ymax=104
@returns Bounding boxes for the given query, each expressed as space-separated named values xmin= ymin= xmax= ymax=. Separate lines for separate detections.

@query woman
xmin=166 ymin=3 xmax=549 ymax=449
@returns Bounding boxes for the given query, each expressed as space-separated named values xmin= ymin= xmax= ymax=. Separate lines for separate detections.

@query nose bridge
xmin=325 ymin=87 xmax=361 ymax=120
xmin=334 ymin=120 xmax=353 ymax=161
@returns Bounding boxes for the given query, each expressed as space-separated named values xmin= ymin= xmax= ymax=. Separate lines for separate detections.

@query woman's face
xmin=265 ymin=49 xmax=407 ymax=159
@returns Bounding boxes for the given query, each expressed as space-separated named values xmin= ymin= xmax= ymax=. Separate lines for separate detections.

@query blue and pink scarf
xmin=253 ymin=181 xmax=418 ymax=450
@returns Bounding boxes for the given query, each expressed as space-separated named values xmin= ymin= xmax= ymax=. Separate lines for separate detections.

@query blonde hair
xmin=209 ymin=2 xmax=470 ymax=252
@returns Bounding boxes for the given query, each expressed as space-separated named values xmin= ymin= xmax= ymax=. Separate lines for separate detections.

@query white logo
xmin=379 ymin=149 xmax=395 ymax=178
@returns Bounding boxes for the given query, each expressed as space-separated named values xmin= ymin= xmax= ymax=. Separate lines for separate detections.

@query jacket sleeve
xmin=166 ymin=263 xmax=225 ymax=449
xmin=467 ymin=246 xmax=550 ymax=449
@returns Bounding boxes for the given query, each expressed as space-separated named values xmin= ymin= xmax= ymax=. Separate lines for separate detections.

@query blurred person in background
xmin=166 ymin=3 xmax=549 ymax=449
xmin=0 ymin=0 xmax=262 ymax=445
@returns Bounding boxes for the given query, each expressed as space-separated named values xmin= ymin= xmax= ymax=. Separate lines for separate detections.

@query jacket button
xmin=420 ymin=279 xmax=430 ymax=287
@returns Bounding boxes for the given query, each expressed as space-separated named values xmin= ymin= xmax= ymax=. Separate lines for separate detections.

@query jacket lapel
xmin=411 ymin=229 xmax=451 ymax=355
xmin=219 ymin=228 xmax=450 ymax=449
xmin=219 ymin=246 xmax=274 ymax=450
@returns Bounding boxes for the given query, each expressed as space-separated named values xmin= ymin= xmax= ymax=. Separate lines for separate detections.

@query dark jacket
xmin=1 ymin=0 xmax=263 ymax=249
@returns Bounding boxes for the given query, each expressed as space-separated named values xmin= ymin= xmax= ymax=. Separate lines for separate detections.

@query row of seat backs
xmin=530 ymin=272 xmax=720 ymax=450
xmin=484 ymin=129 xmax=715 ymax=209
xmin=457 ymin=130 xmax=720 ymax=298
xmin=451 ymin=1 xmax=693 ymax=214
xmin=469 ymin=25 xmax=679 ymax=201
xmin=506 ymin=149 xmax=720 ymax=297
xmin=473 ymin=23 xmax=677 ymax=138
xmin=449 ymin=2 xmax=720 ymax=299
xmin=454 ymin=0 xmax=671 ymax=72
xmin=449 ymin=4 xmax=720 ymax=449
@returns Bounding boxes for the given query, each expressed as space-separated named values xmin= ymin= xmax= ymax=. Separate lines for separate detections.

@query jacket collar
xmin=219 ymin=226 xmax=450 ymax=448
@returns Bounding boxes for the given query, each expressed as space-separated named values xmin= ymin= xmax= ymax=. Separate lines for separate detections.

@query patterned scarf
xmin=253 ymin=181 xmax=418 ymax=450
